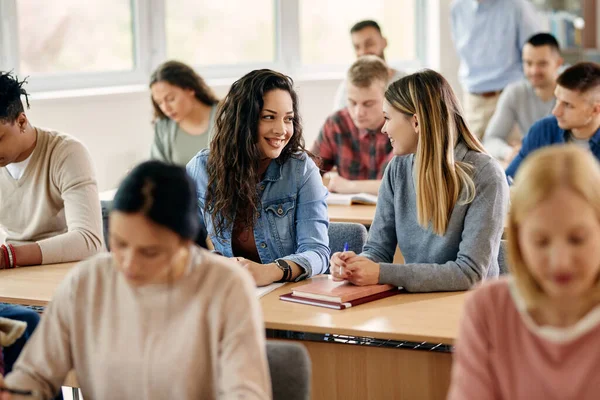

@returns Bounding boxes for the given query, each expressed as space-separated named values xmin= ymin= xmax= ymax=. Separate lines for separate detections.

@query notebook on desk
xmin=280 ymin=277 xmax=401 ymax=310
xmin=326 ymin=192 xmax=378 ymax=206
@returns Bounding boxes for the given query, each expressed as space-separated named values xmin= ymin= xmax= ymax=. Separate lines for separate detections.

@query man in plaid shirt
xmin=312 ymin=55 xmax=393 ymax=195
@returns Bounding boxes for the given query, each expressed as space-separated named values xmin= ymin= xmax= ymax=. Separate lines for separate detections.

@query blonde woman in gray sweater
xmin=0 ymin=161 xmax=271 ymax=400
xmin=331 ymin=69 xmax=509 ymax=292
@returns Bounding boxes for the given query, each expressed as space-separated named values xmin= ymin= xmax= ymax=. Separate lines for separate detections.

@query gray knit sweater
xmin=362 ymin=141 xmax=509 ymax=292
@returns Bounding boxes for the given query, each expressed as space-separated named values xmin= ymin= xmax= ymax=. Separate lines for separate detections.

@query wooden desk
xmin=327 ymin=204 xmax=376 ymax=226
xmin=0 ymin=263 xmax=76 ymax=306
xmin=0 ymin=266 xmax=463 ymax=400
xmin=263 ymin=276 xmax=465 ymax=400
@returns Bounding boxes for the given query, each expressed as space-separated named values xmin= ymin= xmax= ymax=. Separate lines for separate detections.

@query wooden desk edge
xmin=265 ymin=321 xmax=456 ymax=345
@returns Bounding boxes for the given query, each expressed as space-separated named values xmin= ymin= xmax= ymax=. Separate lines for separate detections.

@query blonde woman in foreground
xmin=331 ymin=69 xmax=509 ymax=291
xmin=0 ymin=161 xmax=271 ymax=400
xmin=448 ymin=145 xmax=600 ymax=399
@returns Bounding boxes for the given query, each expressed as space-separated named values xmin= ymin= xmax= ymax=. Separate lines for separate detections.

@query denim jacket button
xmin=277 ymin=207 xmax=283 ymax=215
xmin=259 ymin=184 xmax=266 ymax=190
xmin=260 ymin=242 xmax=267 ymax=248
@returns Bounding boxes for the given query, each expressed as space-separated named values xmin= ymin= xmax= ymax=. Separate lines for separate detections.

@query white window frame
xmin=0 ymin=0 xmax=426 ymax=93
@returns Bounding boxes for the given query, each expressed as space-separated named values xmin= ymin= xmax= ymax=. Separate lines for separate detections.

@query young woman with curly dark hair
xmin=187 ymin=69 xmax=330 ymax=286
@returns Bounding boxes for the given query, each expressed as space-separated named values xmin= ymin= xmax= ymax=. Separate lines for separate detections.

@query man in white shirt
xmin=332 ymin=20 xmax=406 ymax=111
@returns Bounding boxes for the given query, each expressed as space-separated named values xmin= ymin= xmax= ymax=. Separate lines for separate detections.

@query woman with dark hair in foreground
xmin=0 ymin=161 xmax=271 ymax=400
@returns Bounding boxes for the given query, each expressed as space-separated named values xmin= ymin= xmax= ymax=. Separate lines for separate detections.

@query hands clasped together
xmin=329 ymin=251 xmax=381 ymax=286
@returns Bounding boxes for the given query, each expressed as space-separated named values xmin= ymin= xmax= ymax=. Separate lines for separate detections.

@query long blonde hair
xmin=385 ymin=69 xmax=486 ymax=235
xmin=507 ymin=145 xmax=600 ymax=309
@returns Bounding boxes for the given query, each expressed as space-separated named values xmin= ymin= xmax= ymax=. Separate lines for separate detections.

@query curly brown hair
xmin=149 ymin=60 xmax=219 ymax=120
xmin=206 ymin=69 xmax=309 ymax=237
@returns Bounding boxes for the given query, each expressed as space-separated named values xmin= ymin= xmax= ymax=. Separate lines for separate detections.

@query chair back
xmin=267 ymin=341 xmax=311 ymax=400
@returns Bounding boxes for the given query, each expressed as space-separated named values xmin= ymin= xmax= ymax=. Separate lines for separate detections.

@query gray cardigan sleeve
xmin=483 ymin=89 xmax=517 ymax=160
xmin=363 ymin=159 xmax=509 ymax=292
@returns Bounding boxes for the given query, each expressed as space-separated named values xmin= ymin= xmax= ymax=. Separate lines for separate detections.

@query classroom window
xmin=165 ymin=0 xmax=276 ymax=66
xmin=299 ymin=0 xmax=417 ymax=66
xmin=15 ymin=0 xmax=135 ymax=75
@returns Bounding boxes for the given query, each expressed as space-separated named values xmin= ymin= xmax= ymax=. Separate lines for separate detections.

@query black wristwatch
xmin=274 ymin=259 xmax=291 ymax=282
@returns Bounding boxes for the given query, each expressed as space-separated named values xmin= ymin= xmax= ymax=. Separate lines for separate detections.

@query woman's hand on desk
xmin=234 ymin=257 xmax=282 ymax=287
xmin=325 ymin=173 xmax=356 ymax=194
xmin=330 ymin=251 xmax=356 ymax=281
xmin=331 ymin=252 xmax=380 ymax=286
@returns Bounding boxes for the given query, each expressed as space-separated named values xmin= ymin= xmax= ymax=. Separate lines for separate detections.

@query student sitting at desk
xmin=187 ymin=69 xmax=329 ymax=287
xmin=506 ymin=62 xmax=600 ymax=179
xmin=448 ymin=145 xmax=600 ymax=399
xmin=332 ymin=20 xmax=406 ymax=111
xmin=330 ymin=70 xmax=509 ymax=292
xmin=0 ymin=71 xmax=104 ymax=267
xmin=484 ymin=33 xmax=563 ymax=165
xmin=150 ymin=60 xmax=219 ymax=165
xmin=0 ymin=161 xmax=271 ymax=400
xmin=312 ymin=55 xmax=393 ymax=195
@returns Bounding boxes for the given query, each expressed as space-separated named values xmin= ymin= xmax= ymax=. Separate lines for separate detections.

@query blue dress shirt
xmin=451 ymin=0 xmax=540 ymax=93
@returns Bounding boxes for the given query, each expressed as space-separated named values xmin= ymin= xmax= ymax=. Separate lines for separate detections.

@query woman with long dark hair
xmin=187 ymin=69 xmax=330 ymax=286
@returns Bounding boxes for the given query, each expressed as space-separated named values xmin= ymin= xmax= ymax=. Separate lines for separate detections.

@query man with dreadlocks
xmin=0 ymin=71 xmax=103 ymax=375
xmin=0 ymin=71 xmax=103 ymax=266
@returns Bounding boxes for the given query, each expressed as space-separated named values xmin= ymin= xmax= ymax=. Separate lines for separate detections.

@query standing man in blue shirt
xmin=450 ymin=0 xmax=540 ymax=139
xmin=506 ymin=62 xmax=600 ymax=179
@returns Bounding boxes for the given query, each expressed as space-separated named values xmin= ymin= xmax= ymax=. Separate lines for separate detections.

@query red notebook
xmin=279 ymin=277 xmax=401 ymax=309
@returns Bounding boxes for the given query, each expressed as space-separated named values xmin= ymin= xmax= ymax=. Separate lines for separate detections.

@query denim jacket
xmin=186 ymin=149 xmax=330 ymax=280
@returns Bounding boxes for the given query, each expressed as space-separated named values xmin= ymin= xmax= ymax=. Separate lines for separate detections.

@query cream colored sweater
xmin=0 ymin=127 xmax=103 ymax=264
xmin=6 ymin=246 xmax=272 ymax=400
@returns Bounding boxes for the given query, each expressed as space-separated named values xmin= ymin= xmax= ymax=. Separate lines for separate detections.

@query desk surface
xmin=0 ymin=263 xmax=76 ymax=306
xmin=0 ymin=265 xmax=465 ymax=345
xmin=263 ymin=276 xmax=465 ymax=344
xmin=327 ymin=204 xmax=376 ymax=226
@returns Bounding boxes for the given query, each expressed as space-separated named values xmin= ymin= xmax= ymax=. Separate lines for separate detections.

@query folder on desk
xmin=280 ymin=279 xmax=401 ymax=309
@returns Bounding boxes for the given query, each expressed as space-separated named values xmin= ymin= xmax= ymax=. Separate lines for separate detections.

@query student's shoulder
xmin=186 ymin=148 xmax=210 ymax=173
xmin=527 ymin=115 xmax=561 ymax=139
xmin=59 ymin=253 xmax=116 ymax=294
xmin=40 ymin=127 xmax=92 ymax=165
xmin=153 ymin=117 xmax=176 ymax=134
xmin=323 ymin=108 xmax=352 ymax=128
xmin=466 ymin=277 xmax=512 ymax=316
xmin=287 ymin=151 xmax=320 ymax=173
xmin=502 ymin=79 xmax=530 ymax=98
xmin=190 ymin=247 xmax=256 ymax=296
xmin=465 ymin=149 xmax=506 ymax=184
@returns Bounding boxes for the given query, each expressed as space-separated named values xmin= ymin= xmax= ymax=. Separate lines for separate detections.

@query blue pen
xmin=339 ymin=242 xmax=349 ymax=277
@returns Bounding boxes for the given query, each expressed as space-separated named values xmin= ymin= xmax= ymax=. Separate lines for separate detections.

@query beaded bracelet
xmin=7 ymin=244 xmax=16 ymax=268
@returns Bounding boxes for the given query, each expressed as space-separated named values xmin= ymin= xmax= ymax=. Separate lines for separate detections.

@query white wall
xmin=26 ymin=0 xmax=460 ymax=192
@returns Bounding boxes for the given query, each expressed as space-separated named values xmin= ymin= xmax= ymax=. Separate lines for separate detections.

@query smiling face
xmin=381 ymin=100 xmax=419 ymax=156
xmin=522 ymin=43 xmax=563 ymax=89
xmin=256 ymin=89 xmax=294 ymax=160
xmin=150 ymin=81 xmax=197 ymax=122
xmin=519 ymin=187 xmax=600 ymax=301
xmin=109 ymin=211 xmax=190 ymax=286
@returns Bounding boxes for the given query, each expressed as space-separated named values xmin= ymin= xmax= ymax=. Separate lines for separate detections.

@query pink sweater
xmin=448 ymin=277 xmax=600 ymax=400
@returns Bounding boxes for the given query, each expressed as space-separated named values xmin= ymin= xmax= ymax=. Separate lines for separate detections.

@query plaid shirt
xmin=311 ymin=108 xmax=393 ymax=180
